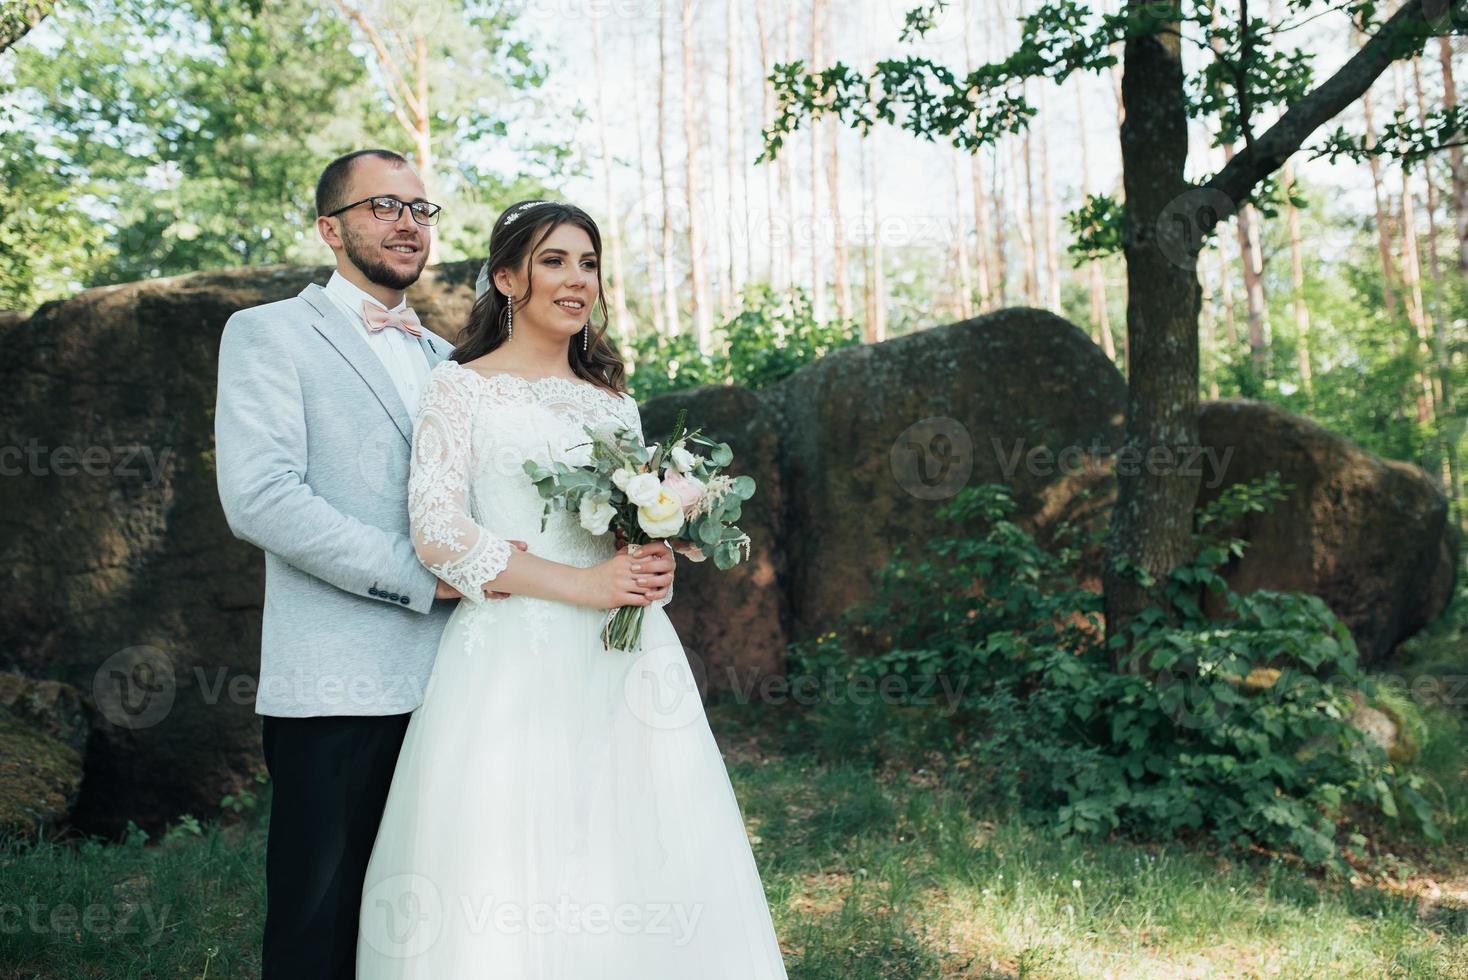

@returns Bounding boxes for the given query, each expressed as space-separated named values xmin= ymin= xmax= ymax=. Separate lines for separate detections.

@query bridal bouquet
xmin=523 ymin=408 xmax=755 ymax=653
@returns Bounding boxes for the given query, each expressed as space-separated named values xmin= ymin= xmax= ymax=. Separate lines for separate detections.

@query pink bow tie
xmin=362 ymin=301 xmax=423 ymax=338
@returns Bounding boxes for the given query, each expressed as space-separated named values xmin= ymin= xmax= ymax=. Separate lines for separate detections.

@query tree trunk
xmin=1440 ymin=36 xmax=1468 ymax=274
xmin=591 ymin=13 xmax=631 ymax=337
xmin=658 ymin=0 xmax=681 ymax=335
xmin=1038 ymin=85 xmax=1061 ymax=312
xmin=1411 ymin=56 xmax=1442 ymax=279
xmin=330 ymin=1 xmax=437 ymax=260
xmin=1215 ymin=241 xmax=1238 ymax=350
xmin=1200 ymin=263 xmax=1220 ymax=399
xmin=1362 ymin=77 xmax=1401 ymax=314
xmin=680 ymin=0 xmax=713 ymax=349
xmin=965 ymin=0 xmax=994 ymax=310
xmin=780 ymin=0 xmax=797 ymax=289
xmin=1075 ymin=78 xmax=1114 ymax=359
xmin=1012 ymin=133 xmax=1040 ymax=305
xmin=992 ymin=143 xmax=1010 ymax=305
xmin=1283 ymin=159 xmax=1313 ymax=403
xmin=1435 ymin=37 xmax=1464 ymax=504
xmin=822 ymin=0 xmax=849 ymax=324
xmin=808 ymin=0 xmax=827 ymax=322
xmin=861 ymin=137 xmax=887 ymax=343
xmin=1221 ymin=145 xmax=1268 ymax=373
xmin=753 ymin=0 xmax=778 ymax=285
xmin=952 ymin=159 xmax=975 ymax=320
xmin=1102 ymin=5 xmax=1201 ymax=658
xmin=1394 ymin=63 xmax=1440 ymax=425
xmin=828 ymin=133 xmax=851 ymax=322
xmin=631 ymin=37 xmax=668 ymax=339
xmin=727 ymin=0 xmax=750 ymax=303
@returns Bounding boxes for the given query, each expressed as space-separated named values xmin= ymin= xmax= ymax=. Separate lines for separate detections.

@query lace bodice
xmin=407 ymin=359 xmax=644 ymax=605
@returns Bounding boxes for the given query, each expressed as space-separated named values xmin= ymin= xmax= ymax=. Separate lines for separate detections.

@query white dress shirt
xmin=322 ymin=270 xmax=430 ymax=418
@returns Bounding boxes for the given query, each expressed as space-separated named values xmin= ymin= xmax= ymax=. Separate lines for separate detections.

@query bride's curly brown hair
xmin=450 ymin=200 xmax=627 ymax=395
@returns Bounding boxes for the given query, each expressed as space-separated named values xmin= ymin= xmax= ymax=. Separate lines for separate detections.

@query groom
xmin=214 ymin=149 xmax=674 ymax=979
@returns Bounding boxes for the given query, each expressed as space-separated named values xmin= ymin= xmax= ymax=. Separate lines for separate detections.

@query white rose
xmin=637 ymin=491 xmax=685 ymax=538
xmin=670 ymin=445 xmax=697 ymax=474
xmin=611 ymin=467 xmax=634 ymax=491
xmin=624 ymin=472 xmax=663 ymax=507
xmin=578 ymin=494 xmax=615 ymax=535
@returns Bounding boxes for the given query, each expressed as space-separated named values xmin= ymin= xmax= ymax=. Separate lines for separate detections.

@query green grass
xmin=719 ymin=698 xmax=1468 ymax=980
xmin=2 ymin=683 xmax=1467 ymax=979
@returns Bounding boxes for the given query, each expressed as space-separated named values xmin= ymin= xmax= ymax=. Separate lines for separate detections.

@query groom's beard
xmin=340 ymin=222 xmax=428 ymax=291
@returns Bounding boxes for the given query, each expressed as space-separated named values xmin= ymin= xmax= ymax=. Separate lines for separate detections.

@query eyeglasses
xmin=325 ymin=195 xmax=442 ymax=227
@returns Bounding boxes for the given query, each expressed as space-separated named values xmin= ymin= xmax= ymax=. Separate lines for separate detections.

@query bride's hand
xmin=618 ymin=539 xmax=674 ymax=601
xmin=583 ymin=549 xmax=661 ymax=609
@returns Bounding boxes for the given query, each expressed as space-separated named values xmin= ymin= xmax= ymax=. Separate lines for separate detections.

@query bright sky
xmin=510 ymin=0 xmax=1406 ymax=267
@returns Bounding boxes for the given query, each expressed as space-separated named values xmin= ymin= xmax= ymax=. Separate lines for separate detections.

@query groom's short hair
xmin=316 ymin=149 xmax=411 ymax=217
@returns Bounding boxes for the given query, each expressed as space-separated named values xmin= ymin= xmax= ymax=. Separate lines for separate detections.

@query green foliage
xmin=625 ymin=283 xmax=862 ymax=400
xmin=788 ymin=478 xmax=1442 ymax=872
xmin=0 ymin=0 xmax=561 ymax=312
xmin=1064 ymin=192 xmax=1127 ymax=262
xmin=1 ymin=0 xmax=367 ymax=308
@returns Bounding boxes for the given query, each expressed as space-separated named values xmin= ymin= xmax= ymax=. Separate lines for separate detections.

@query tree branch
xmin=331 ymin=0 xmax=424 ymax=130
xmin=1203 ymin=0 xmax=1451 ymax=216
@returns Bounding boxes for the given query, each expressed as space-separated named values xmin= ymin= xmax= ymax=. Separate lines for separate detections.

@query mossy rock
xmin=0 ymin=705 xmax=84 ymax=840
xmin=0 ymin=673 xmax=90 ymax=754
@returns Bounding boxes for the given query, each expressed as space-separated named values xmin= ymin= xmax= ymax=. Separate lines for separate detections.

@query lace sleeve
xmin=408 ymin=363 xmax=513 ymax=605
xmin=621 ymin=393 xmax=673 ymax=608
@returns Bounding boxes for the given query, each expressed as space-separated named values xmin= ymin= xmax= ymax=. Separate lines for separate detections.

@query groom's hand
xmin=434 ymin=540 xmax=529 ymax=601
xmin=484 ymin=539 xmax=529 ymax=599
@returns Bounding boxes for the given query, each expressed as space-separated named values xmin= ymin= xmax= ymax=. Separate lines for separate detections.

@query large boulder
xmin=764 ymin=307 xmax=1128 ymax=641
xmin=0 ymin=260 xmax=481 ymax=837
xmin=1 ymin=263 xmax=1457 ymax=838
xmin=1196 ymin=398 xmax=1458 ymax=667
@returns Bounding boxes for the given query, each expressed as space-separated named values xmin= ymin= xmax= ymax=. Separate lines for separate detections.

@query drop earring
xmin=506 ymin=302 xmax=513 ymax=340
xmin=582 ymin=323 xmax=588 ymax=352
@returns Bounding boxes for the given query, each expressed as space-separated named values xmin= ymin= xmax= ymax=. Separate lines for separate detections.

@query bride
xmin=356 ymin=200 xmax=789 ymax=977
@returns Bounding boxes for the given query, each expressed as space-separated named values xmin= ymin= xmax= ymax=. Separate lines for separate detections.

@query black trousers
xmin=260 ymin=712 xmax=411 ymax=980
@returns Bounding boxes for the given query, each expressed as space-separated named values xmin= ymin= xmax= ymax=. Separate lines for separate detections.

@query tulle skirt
xmin=356 ymin=595 xmax=789 ymax=978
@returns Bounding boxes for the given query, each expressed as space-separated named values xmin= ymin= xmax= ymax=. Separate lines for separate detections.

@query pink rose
xmin=661 ymin=471 xmax=705 ymax=516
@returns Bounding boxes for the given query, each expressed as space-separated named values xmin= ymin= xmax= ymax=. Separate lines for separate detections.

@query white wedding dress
xmin=356 ymin=360 xmax=788 ymax=978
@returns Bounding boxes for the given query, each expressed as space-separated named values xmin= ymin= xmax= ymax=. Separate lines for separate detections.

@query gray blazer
xmin=215 ymin=282 xmax=456 ymax=717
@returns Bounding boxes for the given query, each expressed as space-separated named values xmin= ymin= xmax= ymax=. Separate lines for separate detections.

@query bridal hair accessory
xmin=474 ymin=201 xmax=554 ymax=301
xmin=503 ymin=200 xmax=550 ymax=226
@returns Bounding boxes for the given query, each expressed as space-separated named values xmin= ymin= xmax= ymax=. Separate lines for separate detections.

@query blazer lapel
xmin=301 ymin=283 xmax=415 ymax=446
xmin=416 ymin=327 xmax=451 ymax=368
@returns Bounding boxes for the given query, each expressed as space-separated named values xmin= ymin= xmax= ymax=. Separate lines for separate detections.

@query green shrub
xmin=624 ymin=283 xmax=861 ymax=400
xmin=786 ymin=479 xmax=1441 ymax=873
